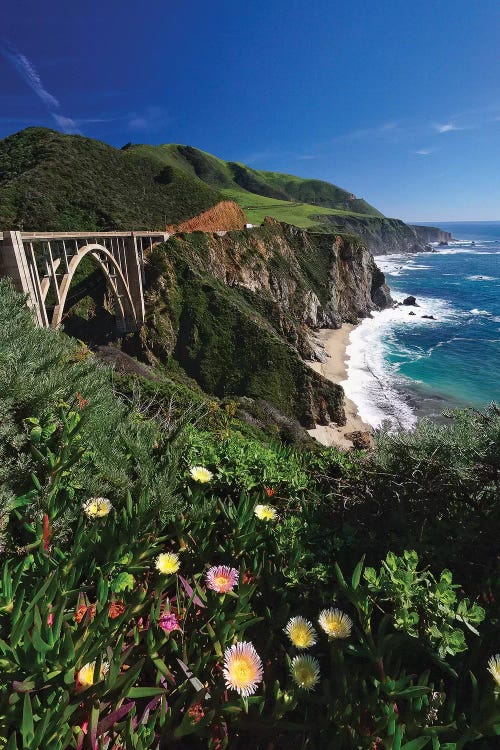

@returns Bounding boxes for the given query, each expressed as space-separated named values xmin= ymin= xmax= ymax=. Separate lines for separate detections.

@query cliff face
xmin=142 ymin=219 xmax=391 ymax=429
xmin=314 ymin=215 xmax=430 ymax=255
xmin=410 ymin=225 xmax=453 ymax=244
xmin=166 ymin=200 xmax=247 ymax=233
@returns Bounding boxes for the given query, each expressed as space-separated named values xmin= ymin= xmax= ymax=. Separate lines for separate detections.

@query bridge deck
xmin=3 ymin=230 xmax=169 ymax=241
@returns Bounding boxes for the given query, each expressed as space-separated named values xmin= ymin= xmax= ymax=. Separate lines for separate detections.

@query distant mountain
xmin=0 ymin=128 xmax=383 ymax=232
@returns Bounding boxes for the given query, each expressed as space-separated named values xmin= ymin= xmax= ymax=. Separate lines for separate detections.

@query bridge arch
xmin=51 ymin=243 xmax=138 ymax=332
xmin=1 ymin=230 xmax=169 ymax=331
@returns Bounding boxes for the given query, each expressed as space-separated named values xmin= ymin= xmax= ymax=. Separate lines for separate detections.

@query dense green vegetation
xmin=0 ymin=281 xmax=499 ymax=749
xmin=142 ymin=224 xmax=358 ymax=430
xmin=0 ymin=128 xmax=382 ymax=232
xmin=0 ymin=129 xmax=222 ymax=230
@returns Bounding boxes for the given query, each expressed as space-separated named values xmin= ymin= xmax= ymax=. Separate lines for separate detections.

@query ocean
xmin=342 ymin=221 xmax=500 ymax=430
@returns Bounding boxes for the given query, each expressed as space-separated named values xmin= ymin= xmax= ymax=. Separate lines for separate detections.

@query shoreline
xmin=306 ymin=325 xmax=372 ymax=450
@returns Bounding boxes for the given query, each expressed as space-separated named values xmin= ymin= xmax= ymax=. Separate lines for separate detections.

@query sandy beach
xmin=307 ymin=325 xmax=372 ymax=450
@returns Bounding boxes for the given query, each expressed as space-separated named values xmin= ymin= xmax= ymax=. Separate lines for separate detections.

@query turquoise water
xmin=343 ymin=222 xmax=500 ymax=428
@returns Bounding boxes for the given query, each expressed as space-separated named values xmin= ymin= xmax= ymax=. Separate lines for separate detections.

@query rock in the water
xmin=403 ymin=295 xmax=418 ymax=306
xmin=345 ymin=430 xmax=373 ymax=450
xmin=421 ymin=314 xmax=436 ymax=320
xmin=409 ymin=311 xmax=416 ymax=316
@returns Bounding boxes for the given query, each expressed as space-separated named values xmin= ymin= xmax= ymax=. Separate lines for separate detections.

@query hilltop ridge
xmin=0 ymin=127 xmax=447 ymax=254
xmin=0 ymin=128 xmax=382 ymax=233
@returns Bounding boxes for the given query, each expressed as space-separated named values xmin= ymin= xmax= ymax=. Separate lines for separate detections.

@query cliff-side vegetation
xmin=316 ymin=214 xmax=430 ymax=255
xmin=0 ymin=281 xmax=498 ymax=749
xmin=141 ymin=221 xmax=390 ymax=429
xmin=143 ymin=228 xmax=346 ymax=429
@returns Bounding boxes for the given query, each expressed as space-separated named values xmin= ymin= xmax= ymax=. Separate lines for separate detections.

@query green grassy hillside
xmin=127 ymin=142 xmax=384 ymax=227
xmin=0 ymin=129 xmax=223 ymax=231
xmin=0 ymin=128 xmax=383 ymax=232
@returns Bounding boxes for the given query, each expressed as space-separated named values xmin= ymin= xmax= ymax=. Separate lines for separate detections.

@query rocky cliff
xmin=410 ymin=225 xmax=453 ymax=244
xmin=141 ymin=219 xmax=392 ymax=430
xmin=313 ymin=214 xmax=432 ymax=255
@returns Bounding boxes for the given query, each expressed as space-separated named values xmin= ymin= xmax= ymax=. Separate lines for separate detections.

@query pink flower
xmin=159 ymin=612 xmax=180 ymax=633
xmin=206 ymin=565 xmax=239 ymax=594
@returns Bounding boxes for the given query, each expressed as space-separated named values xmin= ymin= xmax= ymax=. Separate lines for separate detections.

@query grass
xmin=219 ymin=187 xmax=374 ymax=228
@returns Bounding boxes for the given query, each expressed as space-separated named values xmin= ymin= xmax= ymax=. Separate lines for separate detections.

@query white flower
xmin=83 ymin=497 xmax=112 ymax=518
xmin=189 ymin=466 xmax=213 ymax=483
xmin=318 ymin=608 xmax=353 ymax=639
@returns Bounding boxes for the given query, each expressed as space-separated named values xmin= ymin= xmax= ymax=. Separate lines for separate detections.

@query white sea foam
xmin=469 ymin=308 xmax=491 ymax=316
xmin=432 ymin=248 xmax=473 ymax=255
xmin=466 ymin=275 xmax=497 ymax=281
xmin=342 ymin=295 xmax=455 ymax=431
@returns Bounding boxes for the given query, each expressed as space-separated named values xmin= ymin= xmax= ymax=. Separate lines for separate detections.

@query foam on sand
xmin=341 ymin=294 xmax=456 ymax=431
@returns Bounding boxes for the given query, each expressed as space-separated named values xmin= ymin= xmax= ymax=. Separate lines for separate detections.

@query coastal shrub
xmin=1 ymin=281 xmax=499 ymax=748
xmin=185 ymin=424 xmax=309 ymax=493
xmin=0 ymin=280 xmax=186 ymax=523
xmin=1 ymin=402 xmax=498 ymax=749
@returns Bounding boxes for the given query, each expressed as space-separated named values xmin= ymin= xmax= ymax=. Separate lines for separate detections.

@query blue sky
xmin=1 ymin=0 xmax=499 ymax=221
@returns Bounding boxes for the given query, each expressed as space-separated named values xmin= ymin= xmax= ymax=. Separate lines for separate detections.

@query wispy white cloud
xmin=239 ymin=150 xmax=278 ymax=165
xmin=3 ymin=47 xmax=59 ymax=109
xmin=52 ymin=114 xmax=81 ymax=135
xmin=296 ymin=154 xmax=320 ymax=160
xmin=414 ymin=148 xmax=433 ymax=155
xmin=434 ymin=122 xmax=462 ymax=134
xmin=2 ymin=43 xmax=80 ymax=134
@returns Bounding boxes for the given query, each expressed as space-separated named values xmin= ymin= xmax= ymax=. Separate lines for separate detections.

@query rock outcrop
xmin=410 ymin=225 xmax=453 ymax=244
xmin=142 ymin=219 xmax=392 ymax=429
xmin=313 ymin=215 xmax=427 ymax=255
xmin=313 ymin=215 xmax=449 ymax=255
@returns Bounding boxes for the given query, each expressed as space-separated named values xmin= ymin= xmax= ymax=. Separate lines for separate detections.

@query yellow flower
xmin=155 ymin=552 xmax=180 ymax=575
xmin=190 ymin=466 xmax=213 ymax=483
xmin=254 ymin=504 xmax=277 ymax=521
xmin=223 ymin=641 xmax=263 ymax=697
xmin=76 ymin=660 xmax=109 ymax=688
xmin=290 ymin=655 xmax=320 ymax=691
xmin=285 ymin=616 xmax=317 ymax=649
xmin=318 ymin=608 xmax=353 ymax=639
xmin=83 ymin=497 xmax=112 ymax=518
xmin=487 ymin=654 xmax=500 ymax=686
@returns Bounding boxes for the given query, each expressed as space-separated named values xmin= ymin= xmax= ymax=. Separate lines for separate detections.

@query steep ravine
xmin=141 ymin=219 xmax=392 ymax=432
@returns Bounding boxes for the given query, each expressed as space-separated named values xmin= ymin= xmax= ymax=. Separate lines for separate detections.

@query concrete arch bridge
xmin=0 ymin=230 xmax=169 ymax=332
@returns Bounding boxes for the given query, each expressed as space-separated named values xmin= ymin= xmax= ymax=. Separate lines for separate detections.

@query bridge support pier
xmin=123 ymin=236 xmax=146 ymax=331
xmin=0 ymin=231 xmax=48 ymax=326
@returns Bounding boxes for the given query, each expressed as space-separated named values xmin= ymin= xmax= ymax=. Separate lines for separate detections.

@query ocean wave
xmin=469 ymin=308 xmax=491 ymax=316
xmin=433 ymin=248 xmax=473 ymax=255
xmin=342 ymin=295 xmax=457 ymax=430
xmin=466 ymin=275 xmax=497 ymax=281
xmin=342 ymin=316 xmax=418 ymax=431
